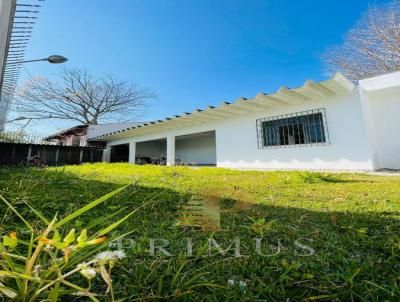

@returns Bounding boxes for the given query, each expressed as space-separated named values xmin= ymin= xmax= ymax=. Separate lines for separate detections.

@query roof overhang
xmin=359 ymin=71 xmax=400 ymax=97
xmin=44 ymin=125 xmax=88 ymax=140
xmin=90 ymin=72 xmax=355 ymax=142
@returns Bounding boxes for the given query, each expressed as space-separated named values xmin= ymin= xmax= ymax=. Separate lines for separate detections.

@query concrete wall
xmin=176 ymin=132 xmax=216 ymax=165
xmin=103 ymin=88 xmax=376 ymax=170
xmin=360 ymin=72 xmax=400 ymax=169
xmin=136 ymin=139 xmax=166 ymax=158
xmin=368 ymin=92 xmax=400 ymax=169
xmin=214 ymin=90 xmax=373 ymax=170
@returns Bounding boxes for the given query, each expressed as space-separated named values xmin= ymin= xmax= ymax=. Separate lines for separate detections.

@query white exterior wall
xmin=176 ymin=133 xmax=216 ymax=165
xmin=360 ymin=72 xmax=400 ymax=169
xmin=367 ymin=93 xmax=400 ymax=169
xmin=215 ymin=90 xmax=373 ymax=170
xmin=104 ymin=89 xmax=375 ymax=171
xmin=136 ymin=139 xmax=166 ymax=158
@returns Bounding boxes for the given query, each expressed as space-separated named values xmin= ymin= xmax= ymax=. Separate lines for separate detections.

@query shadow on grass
xmin=0 ymin=166 xmax=191 ymax=234
xmin=295 ymin=171 xmax=360 ymax=183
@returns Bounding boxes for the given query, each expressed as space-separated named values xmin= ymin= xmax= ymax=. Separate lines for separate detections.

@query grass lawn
xmin=1 ymin=163 xmax=400 ymax=301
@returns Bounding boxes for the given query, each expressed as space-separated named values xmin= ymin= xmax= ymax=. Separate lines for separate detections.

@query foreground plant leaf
xmin=0 ymin=195 xmax=33 ymax=232
xmin=0 ymin=185 xmax=144 ymax=302
xmin=0 ymin=282 xmax=17 ymax=299
xmin=3 ymin=231 xmax=18 ymax=248
xmin=54 ymin=184 xmax=129 ymax=228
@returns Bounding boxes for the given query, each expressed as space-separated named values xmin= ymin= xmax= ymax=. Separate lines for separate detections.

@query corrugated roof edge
xmin=88 ymin=72 xmax=355 ymax=141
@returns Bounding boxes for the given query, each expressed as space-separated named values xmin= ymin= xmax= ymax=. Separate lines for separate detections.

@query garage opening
xmin=176 ymin=131 xmax=216 ymax=166
xmin=135 ymin=138 xmax=167 ymax=165
xmin=110 ymin=144 xmax=129 ymax=162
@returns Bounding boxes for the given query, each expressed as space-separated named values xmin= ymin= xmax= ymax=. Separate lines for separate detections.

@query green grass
xmin=1 ymin=163 xmax=400 ymax=301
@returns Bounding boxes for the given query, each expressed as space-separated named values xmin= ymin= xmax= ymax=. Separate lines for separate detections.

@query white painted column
xmin=129 ymin=142 xmax=136 ymax=164
xmin=166 ymin=136 xmax=176 ymax=166
xmin=102 ymin=147 xmax=111 ymax=162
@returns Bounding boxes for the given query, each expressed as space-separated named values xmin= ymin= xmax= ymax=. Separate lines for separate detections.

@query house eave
xmin=89 ymin=72 xmax=355 ymax=142
xmin=44 ymin=125 xmax=88 ymax=141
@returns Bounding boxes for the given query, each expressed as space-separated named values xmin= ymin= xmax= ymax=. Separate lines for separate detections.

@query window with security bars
xmin=256 ymin=109 xmax=329 ymax=148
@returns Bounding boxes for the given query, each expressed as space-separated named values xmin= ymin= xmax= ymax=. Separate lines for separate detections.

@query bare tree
xmin=322 ymin=1 xmax=400 ymax=81
xmin=12 ymin=68 xmax=154 ymax=125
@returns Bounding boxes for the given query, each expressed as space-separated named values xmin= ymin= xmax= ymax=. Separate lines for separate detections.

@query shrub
xmin=0 ymin=185 xmax=144 ymax=302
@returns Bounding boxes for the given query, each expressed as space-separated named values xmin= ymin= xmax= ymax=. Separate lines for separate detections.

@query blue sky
xmin=18 ymin=0 xmax=390 ymax=133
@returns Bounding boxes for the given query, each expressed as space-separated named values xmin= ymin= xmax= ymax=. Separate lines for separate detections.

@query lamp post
xmin=0 ymin=55 xmax=68 ymax=130
xmin=6 ymin=55 xmax=68 ymax=65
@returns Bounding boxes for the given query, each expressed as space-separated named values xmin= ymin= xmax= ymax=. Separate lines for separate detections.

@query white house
xmin=89 ymin=72 xmax=400 ymax=171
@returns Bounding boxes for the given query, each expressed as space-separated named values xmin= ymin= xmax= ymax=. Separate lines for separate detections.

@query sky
xmin=15 ymin=0 xmax=391 ymax=134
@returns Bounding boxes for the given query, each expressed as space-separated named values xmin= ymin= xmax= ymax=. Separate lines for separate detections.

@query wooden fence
xmin=0 ymin=142 xmax=104 ymax=166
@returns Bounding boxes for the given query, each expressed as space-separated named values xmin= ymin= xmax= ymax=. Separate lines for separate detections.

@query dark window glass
xmin=262 ymin=112 xmax=326 ymax=147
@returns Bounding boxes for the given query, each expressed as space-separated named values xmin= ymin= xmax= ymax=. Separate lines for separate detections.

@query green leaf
xmin=49 ymin=282 xmax=61 ymax=302
xmin=304 ymin=295 xmax=336 ymax=301
xmin=96 ymin=194 xmax=156 ymax=237
xmin=0 ymin=282 xmax=17 ymax=299
xmin=96 ymin=210 xmax=135 ymax=237
xmin=0 ymin=195 xmax=33 ymax=232
xmin=3 ymin=233 xmax=18 ymax=248
xmin=0 ymin=270 xmax=38 ymax=281
xmin=54 ymin=185 xmax=129 ymax=228
xmin=77 ymin=229 xmax=87 ymax=243
xmin=54 ymin=241 xmax=68 ymax=250
xmin=21 ymin=199 xmax=50 ymax=224
xmin=52 ymin=230 xmax=61 ymax=242
xmin=63 ymin=229 xmax=75 ymax=244
xmin=85 ymin=207 xmax=126 ymax=230
xmin=1 ymin=252 xmax=27 ymax=261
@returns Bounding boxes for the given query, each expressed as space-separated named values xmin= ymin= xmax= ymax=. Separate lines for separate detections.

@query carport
xmin=135 ymin=138 xmax=167 ymax=164
xmin=110 ymin=144 xmax=129 ymax=162
xmin=175 ymin=131 xmax=216 ymax=166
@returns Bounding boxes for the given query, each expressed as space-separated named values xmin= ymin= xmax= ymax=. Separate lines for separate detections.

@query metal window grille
xmin=256 ymin=108 xmax=330 ymax=149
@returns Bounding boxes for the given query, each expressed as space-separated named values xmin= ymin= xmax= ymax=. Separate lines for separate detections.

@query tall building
xmin=0 ymin=0 xmax=40 ymax=131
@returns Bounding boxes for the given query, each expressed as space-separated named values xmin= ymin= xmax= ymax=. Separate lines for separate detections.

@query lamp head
xmin=47 ymin=55 xmax=68 ymax=64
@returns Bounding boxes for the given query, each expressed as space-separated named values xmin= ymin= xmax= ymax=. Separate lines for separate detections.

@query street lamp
xmin=7 ymin=55 xmax=68 ymax=65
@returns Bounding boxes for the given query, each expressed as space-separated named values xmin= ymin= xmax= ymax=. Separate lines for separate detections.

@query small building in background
xmin=44 ymin=123 xmax=143 ymax=148
xmin=45 ymin=125 xmax=89 ymax=147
